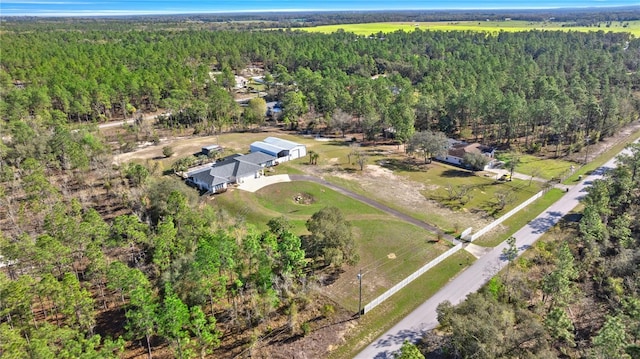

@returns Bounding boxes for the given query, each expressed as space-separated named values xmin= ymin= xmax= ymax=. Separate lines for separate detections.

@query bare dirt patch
xmin=112 ymin=135 xmax=217 ymax=165
xmin=294 ymin=192 xmax=316 ymax=205
xmin=328 ymin=162 xmax=494 ymax=232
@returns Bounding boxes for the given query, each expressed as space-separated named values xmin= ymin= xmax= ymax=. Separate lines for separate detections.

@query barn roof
xmin=263 ymin=137 xmax=301 ymax=150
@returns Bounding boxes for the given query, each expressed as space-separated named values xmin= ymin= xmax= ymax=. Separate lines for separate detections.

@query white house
xmin=435 ymin=139 xmax=496 ymax=170
xmin=250 ymin=137 xmax=306 ymax=163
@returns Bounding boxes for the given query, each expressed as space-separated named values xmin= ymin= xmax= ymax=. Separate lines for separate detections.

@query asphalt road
xmin=355 ymin=147 xmax=631 ymax=359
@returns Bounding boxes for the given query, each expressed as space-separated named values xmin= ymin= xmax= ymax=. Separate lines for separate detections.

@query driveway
xmin=484 ymin=168 xmax=546 ymax=183
xmin=98 ymin=112 xmax=168 ymax=130
xmin=237 ymin=173 xmax=458 ymax=244
xmin=237 ymin=174 xmax=291 ymax=192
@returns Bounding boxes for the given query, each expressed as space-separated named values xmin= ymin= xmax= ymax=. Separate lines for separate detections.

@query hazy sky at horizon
xmin=2 ymin=0 xmax=639 ymax=17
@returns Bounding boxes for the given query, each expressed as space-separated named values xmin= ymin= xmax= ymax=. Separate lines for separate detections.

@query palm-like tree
xmin=308 ymin=151 xmax=319 ymax=165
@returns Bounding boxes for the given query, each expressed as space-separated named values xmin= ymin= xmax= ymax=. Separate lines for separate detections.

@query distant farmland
xmin=298 ymin=20 xmax=640 ymax=37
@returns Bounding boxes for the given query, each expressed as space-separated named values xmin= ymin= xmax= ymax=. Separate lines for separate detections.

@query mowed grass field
xmin=214 ymin=180 xmax=449 ymax=312
xmin=495 ymin=152 xmax=576 ymax=180
xmin=299 ymin=20 xmax=640 ymax=37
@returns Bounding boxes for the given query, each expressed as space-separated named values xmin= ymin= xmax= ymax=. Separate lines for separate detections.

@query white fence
xmin=362 ymin=243 xmax=463 ymax=314
xmin=466 ymin=190 xmax=544 ymax=242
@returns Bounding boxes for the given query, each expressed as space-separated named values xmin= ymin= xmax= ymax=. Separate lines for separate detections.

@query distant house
xmin=250 ymin=137 xmax=307 ymax=163
xmin=234 ymin=75 xmax=248 ymax=90
xmin=435 ymin=139 xmax=496 ymax=170
xmin=265 ymin=102 xmax=282 ymax=117
xmin=252 ymin=76 xmax=266 ymax=84
xmin=186 ymin=152 xmax=276 ymax=194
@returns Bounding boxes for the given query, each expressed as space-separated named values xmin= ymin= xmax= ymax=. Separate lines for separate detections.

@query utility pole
xmin=357 ymin=269 xmax=363 ymax=317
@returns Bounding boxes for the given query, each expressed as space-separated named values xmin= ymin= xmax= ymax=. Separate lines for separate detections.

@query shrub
xmin=162 ymin=146 xmax=174 ymax=158
xmin=321 ymin=304 xmax=335 ymax=318
xmin=300 ymin=322 xmax=311 ymax=336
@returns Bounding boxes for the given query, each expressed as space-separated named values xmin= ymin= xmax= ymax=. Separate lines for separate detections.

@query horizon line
xmin=2 ymin=5 xmax=639 ymax=18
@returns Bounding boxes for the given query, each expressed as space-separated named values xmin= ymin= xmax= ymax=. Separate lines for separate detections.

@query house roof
xmin=202 ymin=144 xmax=221 ymax=151
xmin=463 ymin=143 xmax=494 ymax=155
xmin=187 ymin=165 xmax=220 ymax=186
xmin=209 ymin=158 xmax=262 ymax=180
xmin=236 ymin=151 xmax=276 ymax=165
xmin=187 ymin=153 xmax=266 ymax=188
xmin=446 ymin=139 xmax=494 ymax=158
xmin=263 ymin=137 xmax=301 ymax=150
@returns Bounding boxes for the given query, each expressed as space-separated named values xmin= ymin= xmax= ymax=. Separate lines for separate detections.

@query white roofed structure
xmin=250 ymin=137 xmax=306 ymax=163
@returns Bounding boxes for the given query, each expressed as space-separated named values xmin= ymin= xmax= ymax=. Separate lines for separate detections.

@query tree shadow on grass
xmin=326 ymin=139 xmax=353 ymax=147
xmin=478 ymin=199 xmax=506 ymax=218
xmin=307 ymin=265 xmax=345 ymax=287
xmin=441 ymin=169 xmax=473 ymax=178
xmin=378 ymin=158 xmax=421 ymax=172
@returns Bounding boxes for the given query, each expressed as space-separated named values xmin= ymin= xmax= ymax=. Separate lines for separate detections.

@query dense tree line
xmin=2 ymin=23 xmax=639 ymax=153
xmin=431 ymin=144 xmax=640 ymax=358
xmin=0 ymin=76 xmax=356 ymax=356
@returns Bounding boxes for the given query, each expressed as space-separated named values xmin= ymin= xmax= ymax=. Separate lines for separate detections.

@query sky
xmin=1 ymin=0 xmax=639 ymax=17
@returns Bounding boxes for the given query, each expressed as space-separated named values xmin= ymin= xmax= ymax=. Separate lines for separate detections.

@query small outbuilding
xmin=201 ymin=144 xmax=222 ymax=157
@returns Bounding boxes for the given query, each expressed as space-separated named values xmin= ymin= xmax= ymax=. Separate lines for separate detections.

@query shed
xmin=201 ymin=145 xmax=222 ymax=157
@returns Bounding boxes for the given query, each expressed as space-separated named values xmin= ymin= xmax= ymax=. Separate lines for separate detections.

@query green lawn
xmin=397 ymin=161 xmax=543 ymax=218
xmin=297 ymin=20 xmax=640 ymax=37
xmin=254 ymin=181 xmax=383 ymax=217
xmin=214 ymin=180 xmax=448 ymax=312
xmin=412 ymin=163 xmax=540 ymax=217
xmin=495 ymin=153 xmax=576 ymax=180
xmin=326 ymin=219 xmax=450 ymax=311
xmin=323 ymin=159 xmax=544 ymax=233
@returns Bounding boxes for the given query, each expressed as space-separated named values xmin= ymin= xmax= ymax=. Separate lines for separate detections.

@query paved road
xmin=355 ymin=147 xmax=631 ymax=358
xmin=289 ymin=175 xmax=459 ymax=245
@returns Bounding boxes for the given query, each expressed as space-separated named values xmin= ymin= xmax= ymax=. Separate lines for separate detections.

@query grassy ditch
xmin=472 ymin=188 xmax=565 ymax=248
